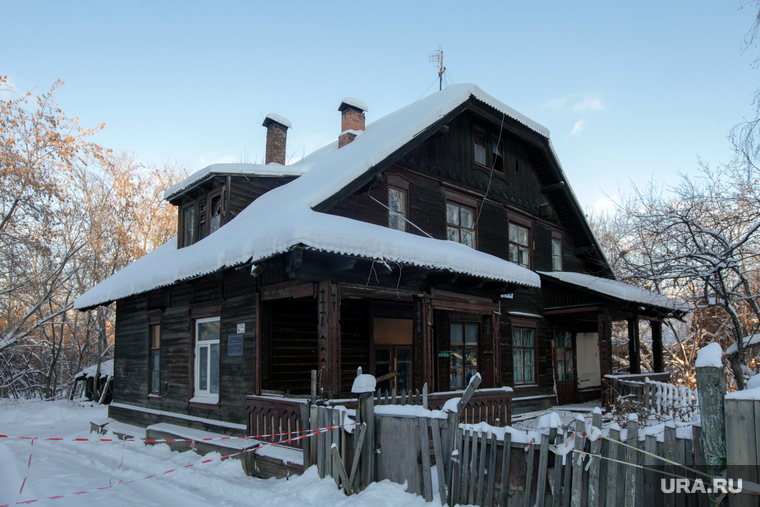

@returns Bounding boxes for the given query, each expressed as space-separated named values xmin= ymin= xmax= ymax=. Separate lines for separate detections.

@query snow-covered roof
xmin=163 ymin=163 xmax=308 ymax=201
xmin=76 ymin=85 xmax=547 ymax=310
xmin=538 ymin=271 xmax=688 ymax=313
xmin=75 ymin=359 xmax=114 ymax=379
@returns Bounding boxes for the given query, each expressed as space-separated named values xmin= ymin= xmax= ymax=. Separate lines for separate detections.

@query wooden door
xmin=554 ymin=330 xmax=578 ymax=404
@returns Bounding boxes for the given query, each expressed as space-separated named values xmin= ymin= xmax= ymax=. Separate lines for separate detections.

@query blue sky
xmin=3 ymin=1 xmax=757 ymax=210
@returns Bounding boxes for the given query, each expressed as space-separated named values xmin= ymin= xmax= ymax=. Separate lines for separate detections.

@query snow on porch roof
xmin=74 ymin=84 xmax=546 ymax=310
xmin=538 ymin=271 xmax=688 ymax=314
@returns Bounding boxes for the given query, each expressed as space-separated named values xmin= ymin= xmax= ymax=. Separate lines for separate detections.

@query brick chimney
xmin=338 ymin=97 xmax=367 ymax=148
xmin=262 ymin=113 xmax=291 ymax=165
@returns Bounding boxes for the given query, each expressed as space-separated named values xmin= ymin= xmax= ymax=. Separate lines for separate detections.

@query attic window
xmin=473 ymin=130 xmax=487 ymax=166
xmin=388 ymin=187 xmax=407 ymax=232
xmin=492 ymin=140 xmax=504 ymax=172
xmin=447 ymin=202 xmax=476 ymax=248
xmin=178 ymin=187 xmax=225 ymax=248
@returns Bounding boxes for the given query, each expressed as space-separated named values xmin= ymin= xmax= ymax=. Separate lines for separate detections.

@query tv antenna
xmin=429 ymin=44 xmax=446 ymax=91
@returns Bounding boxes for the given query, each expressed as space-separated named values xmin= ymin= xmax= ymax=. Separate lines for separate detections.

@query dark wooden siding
xmin=339 ymin=298 xmax=370 ymax=394
xmin=228 ymin=177 xmax=297 ymax=221
xmin=263 ymin=297 xmax=318 ymax=395
xmin=111 ymin=269 xmax=258 ymax=427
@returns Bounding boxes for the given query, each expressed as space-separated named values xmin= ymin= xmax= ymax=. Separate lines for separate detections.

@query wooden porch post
xmin=651 ymin=320 xmax=664 ymax=373
xmin=597 ymin=314 xmax=612 ymax=377
xmin=413 ymin=296 xmax=434 ymax=391
xmin=598 ymin=314 xmax=613 ymax=407
xmin=318 ymin=281 xmax=341 ymax=397
xmin=628 ymin=317 xmax=641 ymax=374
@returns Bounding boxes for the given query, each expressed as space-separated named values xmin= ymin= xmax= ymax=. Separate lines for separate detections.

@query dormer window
xmin=473 ymin=129 xmax=487 ymax=166
xmin=178 ymin=186 xmax=225 ymax=248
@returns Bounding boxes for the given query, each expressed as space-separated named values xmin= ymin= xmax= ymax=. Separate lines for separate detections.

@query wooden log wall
xmin=111 ymin=268 xmax=258 ymax=430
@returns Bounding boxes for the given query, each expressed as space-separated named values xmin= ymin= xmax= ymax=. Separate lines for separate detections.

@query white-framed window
xmin=509 ymin=223 xmax=530 ymax=267
xmin=194 ymin=317 xmax=220 ymax=402
xmin=552 ymin=238 xmax=562 ymax=271
xmin=388 ymin=186 xmax=407 ymax=231
xmin=447 ymin=202 xmax=476 ymax=248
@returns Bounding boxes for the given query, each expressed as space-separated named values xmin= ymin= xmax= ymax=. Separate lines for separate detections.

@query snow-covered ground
xmin=0 ymin=399 xmax=441 ymax=507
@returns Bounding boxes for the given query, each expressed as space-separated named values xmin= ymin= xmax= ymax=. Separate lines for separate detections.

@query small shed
xmin=72 ymin=359 xmax=114 ymax=404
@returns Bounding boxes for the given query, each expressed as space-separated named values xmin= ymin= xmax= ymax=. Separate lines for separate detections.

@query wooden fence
xmin=445 ymin=413 xmax=705 ymax=507
xmin=606 ymin=375 xmax=698 ymax=422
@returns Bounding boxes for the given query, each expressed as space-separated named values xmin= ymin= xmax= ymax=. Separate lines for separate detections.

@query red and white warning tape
xmin=0 ymin=423 xmax=357 ymax=507
xmin=0 ymin=423 xmax=356 ymax=444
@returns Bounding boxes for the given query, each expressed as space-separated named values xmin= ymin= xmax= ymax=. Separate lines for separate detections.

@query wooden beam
xmin=651 ymin=320 xmax=664 ymax=373
xmin=317 ymin=281 xmax=341 ymax=396
xmin=260 ymin=280 xmax=315 ymax=301
xmin=628 ymin=317 xmax=641 ymax=375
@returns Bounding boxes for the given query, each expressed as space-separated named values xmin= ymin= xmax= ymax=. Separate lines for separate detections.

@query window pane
xmin=461 ymin=231 xmax=474 ymax=248
xmin=450 ymin=323 xmax=463 ymax=344
xmin=513 ymin=349 xmax=523 ymax=384
xmin=183 ymin=207 xmax=195 ymax=246
xmin=460 ymin=208 xmax=474 ymax=229
xmin=210 ymin=343 xmax=220 ymax=394
xmin=375 ymin=349 xmax=391 ymax=363
xmin=153 ymin=350 xmax=160 ymax=370
xmin=447 ymin=227 xmax=460 ymax=242
xmin=465 ymin=347 xmax=478 ymax=368
xmin=519 ymin=246 xmax=529 ymax=267
xmin=566 ymin=352 xmax=574 ymax=380
xmin=450 ymin=349 xmax=463 ymax=369
xmin=199 ymin=346 xmax=208 ymax=391
xmin=509 ymin=244 xmax=518 ymax=263
xmin=523 ymin=329 xmax=533 ymax=347
xmin=450 ymin=369 xmax=463 ymax=389
xmin=474 ymin=131 xmax=486 ymax=165
xmin=389 ymin=188 xmax=406 ymax=231
xmin=556 ymin=359 xmax=565 ymax=381
xmin=152 ymin=370 xmax=160 ymax=392
xmin=150 ymin=325 xmax=160 ymax=349
xmin=209 ymin=195 xmax=222 ymax=234
xmin=464 ymin=324 xmax=478 ymax=344
xmin=210 ymin=215 xmax=221 ymax=234
xmin=524 ymin=349 xmax=534 ymax=366
xmin=524 ymin=366 xmax=534 ymax=384
xmin=198 ymin=320 xmax=220 ymax=341
xmin=518 ymin=227 xmax=529 ymax=246
xmin=513 ymin=328 xmax=522 ymax=348
xmin=447 ymin=203 xmax=459 ymax=226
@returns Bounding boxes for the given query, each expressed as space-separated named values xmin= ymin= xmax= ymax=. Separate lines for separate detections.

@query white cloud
xmin=572 ymin=95 xmax=604 ymax=112
xmin=542 ymin=93 xmax=604 ymax=113
xmin=570 ymin=119 xmax=586 ymax=136
xmin=541 ymin=96 xmax=569 ymax=111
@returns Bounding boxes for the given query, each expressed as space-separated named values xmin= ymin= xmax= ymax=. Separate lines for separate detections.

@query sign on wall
xmin=227 ymin=334 xmax=244 ymax=357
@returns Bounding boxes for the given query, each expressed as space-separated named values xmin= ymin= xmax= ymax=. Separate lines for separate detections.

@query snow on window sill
xmin=189 ymin=396 xmax=219 ymax=406
xmin=148 ymin=393 xmax=161 ymax=400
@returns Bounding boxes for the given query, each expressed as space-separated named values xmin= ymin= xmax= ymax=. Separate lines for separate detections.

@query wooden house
xmin=74 ymin=84 xmax=685 ymax=438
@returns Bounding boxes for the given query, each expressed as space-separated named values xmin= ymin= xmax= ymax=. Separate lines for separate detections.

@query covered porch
xmin=538 ymin=271 xmax=688 ymax=406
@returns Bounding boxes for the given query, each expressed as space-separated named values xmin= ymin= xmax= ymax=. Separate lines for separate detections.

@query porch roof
xmin=538 ymin=271 xmax=688 ymax=317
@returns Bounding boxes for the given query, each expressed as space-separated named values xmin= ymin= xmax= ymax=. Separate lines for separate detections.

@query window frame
xmin=147 ymin=310 xmax=163 ymax=397
xmin=512 ymin=324 xmax=537 ymax=386
xmin=449 ymin=320 xmax=480 ymax=390
xmin=446 ymin=200 xmax=477 ymax=248
xmin=192 ymin=316 xmax=221 ymax=404
xmin=473 ymin=128 xmax=487 ymax=167
xmin=551 ymin=231 xmax=563 ymax=271
xmin=508 ymin=218 xmax=531 ymax=268
xmin=178 ymin=186 xmax=226 ymax=248
xmin=388 ymin=186 xmax=408 ymax=232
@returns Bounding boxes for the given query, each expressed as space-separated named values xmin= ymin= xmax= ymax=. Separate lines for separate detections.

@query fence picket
xmin=536 ymin=432 xmax=550 ymax=507
xmin=605 ymin=428 xmax=621 ymax=507
xmin=524 ymin=435 xmax=536 ymax=507
xmin=551 ymin=432 xmax=564 ymax=507
xmin=587 ymin=412 xmax=602 ymax=507
xmin=624 ymin=419 xmax=638 ymax=506
xmin=431 ymin=418 xmax=448 ymax=505
xmin=499 ymin=433 xmax=512 ymax=507
xmin=486 ymin=432 xmax=497 ymax=507
xmin=476 ymin=431 xmax=488 ymax=506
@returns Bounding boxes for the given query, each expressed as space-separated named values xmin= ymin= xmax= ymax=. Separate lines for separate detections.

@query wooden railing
xmin=245 ymin=395 xmax=306 ymax=448
xmin=328 ymin=386 xmax=513 ymax=427
xmin=603 ymin=372 xmax=698 ymax=421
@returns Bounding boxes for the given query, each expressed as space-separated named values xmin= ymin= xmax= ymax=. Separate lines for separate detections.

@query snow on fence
xmin=609 ymin=376 xmax=699 ymax=422
xmin=643 ymin=378 xmax=699 ymax=421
